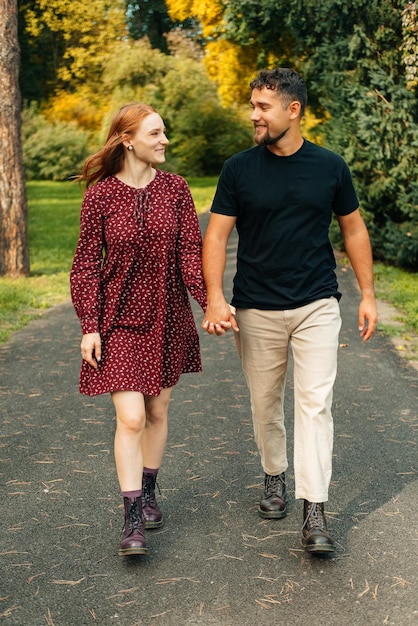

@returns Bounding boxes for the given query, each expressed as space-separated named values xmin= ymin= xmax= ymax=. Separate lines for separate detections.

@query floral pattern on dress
xmin=70 ymin=170 xmax=207 ymax=397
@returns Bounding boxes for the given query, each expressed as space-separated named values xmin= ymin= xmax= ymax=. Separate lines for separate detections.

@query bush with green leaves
xmin=320 ymin=30 xmax=418 ymax=271
xmin=101 ymin=37 xmax=254 ymax=177
xmin=219 ymin=0 xmax=418 ymax=271
xmin=22 ymin=104 xmax=89 ymax=181
xmin=164 ymin=102 xmax=252 ymax=177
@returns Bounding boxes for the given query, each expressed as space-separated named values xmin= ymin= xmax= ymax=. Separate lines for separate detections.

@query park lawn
xmin=373 ymin=262 xmax=418 ymax=348
xmin=0 ymin=179 xmax=417 ymax=354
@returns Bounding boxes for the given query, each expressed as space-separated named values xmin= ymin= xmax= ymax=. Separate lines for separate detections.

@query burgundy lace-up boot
xmin=119 ymin=496 xmax=148 ymax=556
xmin=258 ymin=472 xmax=287 ymax=519
xmin=301 ymin=500 xmax=335 ymax=554
xmin=142 ymin=471 xmax=163 ymax=529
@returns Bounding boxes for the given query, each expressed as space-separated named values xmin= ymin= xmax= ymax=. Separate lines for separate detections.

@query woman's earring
xmin=127 ymin=145 xmax=133 ymax=151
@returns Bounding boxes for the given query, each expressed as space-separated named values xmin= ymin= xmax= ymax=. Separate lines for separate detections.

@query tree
xmin=166 ymin=0 xmax=272 ymax=106
xmin=19 ymin=0 xmax=127 ymax=97
xmin=401 ymin=1 xmax=418 ymax=90
xmin=18 ymin=0 xmax=58 ymax=103
xmin=126 ymin=0 xmax=198 ymax=53
xmin=0 ymin=0 xmax=29 ymax=276
xmin=100 ymin=35 xmax=253 ymax=175
xmin=282 ymin=0 xmax=418 ymax=269
xmin=172 ymin=0 xmax=418 ymax=269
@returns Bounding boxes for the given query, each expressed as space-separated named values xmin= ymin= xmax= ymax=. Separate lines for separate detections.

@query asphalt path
xmin=1 ymin=212 xmax=417 ymax=626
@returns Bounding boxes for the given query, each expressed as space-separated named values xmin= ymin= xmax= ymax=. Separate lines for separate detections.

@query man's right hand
xmin=202 ymin=301 xmax=239 ymax=335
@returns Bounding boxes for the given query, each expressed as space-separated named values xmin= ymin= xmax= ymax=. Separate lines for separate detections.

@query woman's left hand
xmin=81 ymin=332 xmax=102 ymax=368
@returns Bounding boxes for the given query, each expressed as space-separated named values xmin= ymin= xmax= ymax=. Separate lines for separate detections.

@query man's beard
xmin=255 ymin=126 xmax=290 ymax=146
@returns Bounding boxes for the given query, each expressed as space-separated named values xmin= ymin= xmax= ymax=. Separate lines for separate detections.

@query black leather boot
xmin=119 ymin=496 xmax=148 ymax=556
xmin=142 ymin=472 xmax=163 ymax=529
xmin=258 ymin=472 xmax=287 ymax=519
xmin=301 ymin=500 xmax=335 ymax=554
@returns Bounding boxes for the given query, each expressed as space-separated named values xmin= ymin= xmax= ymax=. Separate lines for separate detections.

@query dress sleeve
xmin=175 ymin=179 xmax=207 ymax=311
xmin=70 ymin=188 xmax=104 ymax=334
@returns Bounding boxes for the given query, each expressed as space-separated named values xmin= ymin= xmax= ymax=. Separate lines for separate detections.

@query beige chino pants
xmin=235 ymin=298 xmax=342 ymax=503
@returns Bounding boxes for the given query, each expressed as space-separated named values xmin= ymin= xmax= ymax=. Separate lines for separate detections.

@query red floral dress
xmin=70 ymin=171 xmax=207 ymax=397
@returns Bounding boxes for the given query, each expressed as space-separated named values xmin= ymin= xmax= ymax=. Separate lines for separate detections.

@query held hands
xmin=81 ymin=332 xmax=102 ymax=368
xmin=202 ymin=301 xmax=239 ymax=336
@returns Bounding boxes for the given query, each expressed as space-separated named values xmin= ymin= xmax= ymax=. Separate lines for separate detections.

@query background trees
xmin=126 ymin=0 xmax=198 ymax=52
xmin=285 ymin=0 xmax=418 ymax=269
xmin=167 ymin=0 xmax=418 ymax=269
xmin=20 ymin=0 xmax=127 ymax=91
xmin=20 ymin=34 xmax=253 ymax=179
xmin=3 ymin=0 xmax=417 ymax=273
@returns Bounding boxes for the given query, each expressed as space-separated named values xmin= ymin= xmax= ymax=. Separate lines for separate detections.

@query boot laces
xmin=143 ymin=474 xmax=161 ymax=506
xmin=303 ymin=502 xmax=327 ymax=531
xmin=126 ymin=500 xmax=142 ymax=533
xmin=265 ymin=473 xmax=285 ymax=498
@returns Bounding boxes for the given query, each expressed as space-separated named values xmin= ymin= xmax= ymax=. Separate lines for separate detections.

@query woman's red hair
xmin=77 ymin=103 xmax=158 ymax=188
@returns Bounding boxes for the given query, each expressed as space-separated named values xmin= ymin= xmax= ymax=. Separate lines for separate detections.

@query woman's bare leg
xmin=142 ymin=387 xmax=172 ymax=469
xmin=112 ymin=391 xmax=146 ymax=491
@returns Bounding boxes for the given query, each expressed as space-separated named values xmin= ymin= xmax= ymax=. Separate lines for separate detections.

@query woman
xmin=70 ymin=103 xmax=207 ymax=556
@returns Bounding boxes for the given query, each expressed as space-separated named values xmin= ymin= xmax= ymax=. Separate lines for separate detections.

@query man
xmin=202 ymin=68 xmax=378 ymax=555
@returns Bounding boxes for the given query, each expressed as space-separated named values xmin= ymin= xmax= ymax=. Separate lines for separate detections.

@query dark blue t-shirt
xmin=211 ymin=140 xmax=359 ymax=310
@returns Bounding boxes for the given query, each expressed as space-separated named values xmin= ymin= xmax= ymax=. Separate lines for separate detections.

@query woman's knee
xmin=145 ymin=401 xmax=169 ymax=426
xmin=145 ymin=389 xmax=172 ymax=425
xmin=112 ymin=392 xmax=146 ymax=434
xmin=116 ymin=410 xmax=145 ymax=434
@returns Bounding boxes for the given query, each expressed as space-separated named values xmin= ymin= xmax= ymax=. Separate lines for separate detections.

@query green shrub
xmin=369 ymin=221 xmax=418 ymax=271
xmin=167 ymin=103 xmax=253 ymax=177
xmin=22 ymin=104 xmax=90 ymax=181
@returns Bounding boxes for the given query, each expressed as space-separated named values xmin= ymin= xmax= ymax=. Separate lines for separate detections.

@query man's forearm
xmin=344 ymin=228 xmax=375 ymax=296
xmin=203 ymin=249 xmax=227 ymax=301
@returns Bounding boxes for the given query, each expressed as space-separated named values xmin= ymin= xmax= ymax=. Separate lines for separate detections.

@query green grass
xmin=185 ymin=176 xmax=218 ymax=213
xmin=372 ymin=263 xmax=418 ymax=363
xmin=374 ymin=263 xmax=418 ymax=334
xmin=27 ymin=180 xmax=84 ymax=275
xmin=0 ymin=179 xmax=417 ymax=349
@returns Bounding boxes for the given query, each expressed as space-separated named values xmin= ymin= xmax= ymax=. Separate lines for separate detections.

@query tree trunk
xmin=0 ymin=0 xmax=29 ymax=276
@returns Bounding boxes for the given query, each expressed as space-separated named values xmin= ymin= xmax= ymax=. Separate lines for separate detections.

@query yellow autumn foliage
xmin=169 ymin=0 xmax=324 ymax=123
xmin=167 ymin=0 xmax=223 ymax=28
xmin=22 ymin=0 xmax=127 ymax=87
xmin=205 ymin=40 xmax=259 ymax=106
xmin=167 ymin=0 xmax=267 ymax=106
xmin=43 ymin=89 xmax=107 ymax=133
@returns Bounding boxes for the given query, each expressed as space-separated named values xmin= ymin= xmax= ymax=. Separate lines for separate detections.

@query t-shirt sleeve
xmin=210 ymin=160 xmax=239 ymax=217
xmin=332 ymin=159 xmax=359 ymax=216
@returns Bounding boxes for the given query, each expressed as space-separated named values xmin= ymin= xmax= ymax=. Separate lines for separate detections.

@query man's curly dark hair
xmin=250 ymin=68 xmax=308 ymax=117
